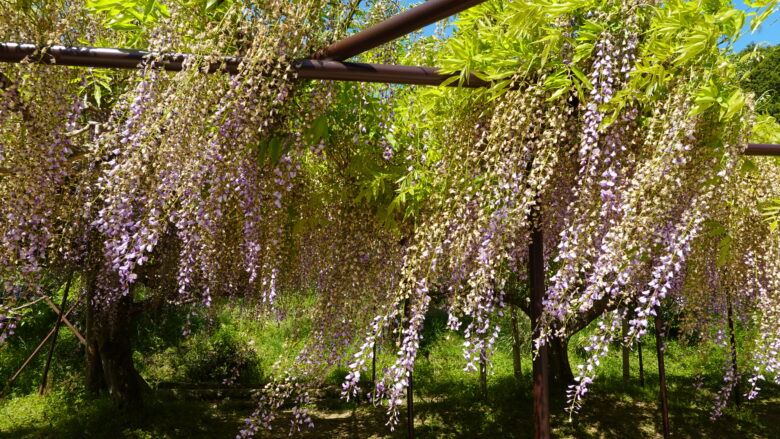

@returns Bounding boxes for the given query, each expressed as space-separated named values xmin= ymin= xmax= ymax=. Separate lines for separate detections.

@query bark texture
xmin=85 ymin=269 xmax=148 ymax=409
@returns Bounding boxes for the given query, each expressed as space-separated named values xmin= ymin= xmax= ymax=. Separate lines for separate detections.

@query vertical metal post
xmin=39 ymin=273 xmax=73 ymax=394
xmin=403 ymin=299 xmax=414 ymax=439
xmin=408 ymin=369 xmax=414 ymax=439
xmin=510 ymin=306 xmax=523 ymax=381
xmin=479 ymin=355 xmax=488 ymax=400
xmin=727 ymin=300 xmax=741 ymax=407
xmin=622 ymin=318 xmax=630 ymax=384
xmin=372 ymin=342 xmax=377 ymax=390
xmin=529 ymin=208 xmax=550 ymax=439
xmin=638 ymin=340 xmax=645 ymax=388
xmin=654 ymin=313 xmax=671 ymax=439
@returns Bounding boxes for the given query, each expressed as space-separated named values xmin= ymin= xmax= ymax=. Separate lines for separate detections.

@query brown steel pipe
xmin=0 ymin=42 xmax=487 ymax=87
xmin=745 ymin=143 xmax=780 ymax=156
xmin=314 ymin=0 xmax=488 ymax=61
xmin=295 ymin=59 xmax=487 ymax=87
xmin=0 ymin=42 xmax=240 ymax=73
xmin=2 ymin=42 xmax=780 ymax=154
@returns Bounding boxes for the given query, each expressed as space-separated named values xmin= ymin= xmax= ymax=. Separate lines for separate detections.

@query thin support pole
xmin=39 ymin=274 xmax=73 ymax=394
xmin=727 ymin=299 xmax=741 ymax=407
xmin=479 ymin=354 xmax=488 ymax=400
xmin=7 ymin=296 xmax=46 ymax=312
xmin=622 ymin=317 xmax=630 ymax=384
xmin=529 ymin=208 xmax=550 ymax=439
xmin=3 ymin=300 xmax=79 ymax=393
xmin=654 ymin=313 xmax=671 ymax=439
xmin=638 ymin=339 xmax=645 ymax=388
xmin=42 ymin=296 xmax=86 ymax=345
xmin=402 ymin=299 xmax=414 ymax=439
xmin=372 ymin=342 xmax=377 ymax=390
xmin=510 ymin=306 xmax=523 ymax=381
xmin=408 ymin=368 xmax=414 ymax=439
xmin=621 ymin=315 xmax=631 ymax=385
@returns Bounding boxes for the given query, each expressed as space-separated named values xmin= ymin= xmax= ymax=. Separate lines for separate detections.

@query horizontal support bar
xmin=314 ymin=0 xmax=487 ymax=61
xmin=0 ymin=42 xmax=240 ymax=73
xmin=295 ymin=59 xmax=486 ymax=87
xmin=0 ymin=42 xmax=486 ymax=87
xmin=745 ymin=143 xmax=780 ymax=156
xmin=1 ymin=43 xmax=779 ymax=155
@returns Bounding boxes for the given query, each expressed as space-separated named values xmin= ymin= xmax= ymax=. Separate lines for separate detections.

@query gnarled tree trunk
xmin=84 ymin=269 xmax=148 ymax=409
xmin=547 ymin=336 xmax=574 ymax=391
xmin=517 ymin=306 xmax=575 ymax=392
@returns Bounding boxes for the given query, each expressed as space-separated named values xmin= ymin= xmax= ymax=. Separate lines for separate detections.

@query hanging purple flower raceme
xmin=93 ymin=68 xmax=162 ymax=299
xmin=545 ymin=33 xmax=623 ymax=327
xmin=375 ymin=285 xmax=430 ymax=429
xmin=711 ymin=356 xmax=739 ymax=420
xmin=567 ymin=309 xmax=622 ymax=412
xmin=1 ymin=70 xmax=84 ymax=292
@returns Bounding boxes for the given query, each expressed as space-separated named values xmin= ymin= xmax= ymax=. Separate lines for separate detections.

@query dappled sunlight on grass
xmin=2 ymin=299 xmax=779 ymax=438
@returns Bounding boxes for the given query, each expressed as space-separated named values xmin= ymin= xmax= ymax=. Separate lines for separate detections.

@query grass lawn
xmin=1 ymin=296 xmax=778 ymax=438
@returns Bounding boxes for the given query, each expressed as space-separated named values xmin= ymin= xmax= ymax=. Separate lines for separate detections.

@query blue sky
xmin=400 ymin=0 xmax=780 ymax=51
xmin=733 ymin=0 xmax=780 ymax=50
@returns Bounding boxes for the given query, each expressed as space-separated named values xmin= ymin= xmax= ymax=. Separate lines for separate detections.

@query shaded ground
xmin=2 ymin=378 xmax=778 ymax=439
xmin=3 ymin=299 xmax=778 ymax=438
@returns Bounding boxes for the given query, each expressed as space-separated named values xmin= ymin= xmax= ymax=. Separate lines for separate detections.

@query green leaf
xmin=717 ymin=235 xmax=731 ymax=266
xmin=546 ymin=86 xmax=569 ymax=102
xmin=569 ymin=65 xmax=593 ymax=89
xmin=303 ymin=115 xmax=329 ymax=146
xmin=751 ymin=1 xmax=779 ymax=31
xmin=691 ymin=81 xmax=721 ymax=116
xmin=740 ymin=158 xmax=758 ymax=174
xmin=268 ymin=137 xmax=284 ymax=164
xmin=721 ymin=89 xmax=745 ymax=120
xmin=94 ymin=85 xmax=102 ymax=107
xmin=704 ymin=220 xmax=726 ymax=236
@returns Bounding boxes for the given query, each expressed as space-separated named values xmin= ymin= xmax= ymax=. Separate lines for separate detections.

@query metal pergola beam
xmin=0 ymin=42 xmax=488 ymax=88
xmin=2 ymin=42 xmax=778 ymax=155
xmin=296 ymin=59 xmax=486 ymax=86
xmin=743 ymin=143 xmax=780 ymax=156
xmin=314 ymin=0 xmax=488 ymax=61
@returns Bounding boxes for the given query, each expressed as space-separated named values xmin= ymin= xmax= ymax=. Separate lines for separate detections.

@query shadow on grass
xmin=2 ymin=374 xmax=778 ymax=439
xmin=348 ymin=373 xmax=780 ymax=439
xmin=0 ymin=391 xmax=246 ymax=439
xmin=554 ymin=376 xmax=780 ymax=439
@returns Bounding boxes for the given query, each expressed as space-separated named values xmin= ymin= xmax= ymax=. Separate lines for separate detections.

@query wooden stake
xmin=39 ymin=273 xmax=73 ymax=394
xmin=42 ymin=296 xmax=86 ymax=345
xmin=372 ymin=341 xmax=377 ymax=391
xmin=654 ymin=313 xmax=671 ymax=439
xmin=622 ymin=317 xmax=630 ymax=384
xmin=479 ymin=355 xmax=488 ymax=400
xmin=727 ymin=300 xmax=741 ymax=407
xmin=408 ymin=368 xmax=414 ymax=439
xmin=638 ymin=339 xmax=645 ymax=388
xmin=403 ymin=299 xmax=414 ymax=439
xmin=3 ymin=301 xmax=79 ymax=394
xmin=510 ymin=306 xmax=523 ymax=381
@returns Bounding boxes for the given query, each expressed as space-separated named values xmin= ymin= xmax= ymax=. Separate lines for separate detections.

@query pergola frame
xmin=1 ymin=2 xmax=778 ymax=439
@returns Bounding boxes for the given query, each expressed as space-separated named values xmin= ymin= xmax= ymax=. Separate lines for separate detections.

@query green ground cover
xmin=1 ymin=294 xmax=778 ymax=438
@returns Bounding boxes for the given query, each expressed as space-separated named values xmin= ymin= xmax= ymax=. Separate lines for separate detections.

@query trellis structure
xmin=2 ymin=1 xmax=779 ymax=438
